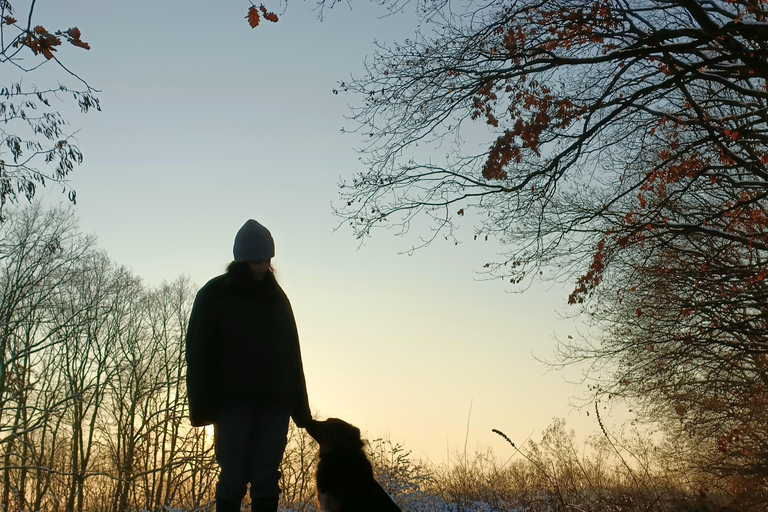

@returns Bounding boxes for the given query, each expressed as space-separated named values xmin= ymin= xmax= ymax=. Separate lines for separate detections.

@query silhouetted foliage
xmin=334 ymin=0 xmax=768 ymax=488
xmin=0 ymin=1 xmax=98 ymax=217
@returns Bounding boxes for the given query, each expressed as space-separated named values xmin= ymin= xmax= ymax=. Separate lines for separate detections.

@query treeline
xmin=0 ymin=204 xmax=762 ymax=512
xmin=0 ymin=204 xmax=219 ymax=512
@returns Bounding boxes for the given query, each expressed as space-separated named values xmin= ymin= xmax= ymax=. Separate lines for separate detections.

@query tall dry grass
xmin=276 ymin=417 xmax=765 ymax=512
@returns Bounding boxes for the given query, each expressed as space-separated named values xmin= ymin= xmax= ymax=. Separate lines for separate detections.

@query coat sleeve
xmin=283 ymin=298 xmax=312 ymax=428
xmin=185 ymin=285 xmax=218 ymax=427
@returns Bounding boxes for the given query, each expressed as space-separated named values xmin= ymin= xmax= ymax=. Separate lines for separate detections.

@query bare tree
xmin=337 ymin=0 xmax=768 ymax=285
xmin=0 ymin=204 xmax=93 ymax=511
xmin=104 ymin=276 xmax=198 ymax=512
xmin=558 ymin=224 xmax=768 ymax=486
xmin=334 ymin=0 xmax=768 ymax=486
xmin=0 ymin=204 xmax=93 ymax=420
xmin=0 ymin=206 xmax=227 ymax=512
xmin=142 ymin=277 xmax=195 ymax=512
xmin=25 ymin=342 xmax=70 ymax=512
xmin=101 ymin=270 xmax=154 ymax=512
xmin=52 ymin=252 xmax=138 ymax=512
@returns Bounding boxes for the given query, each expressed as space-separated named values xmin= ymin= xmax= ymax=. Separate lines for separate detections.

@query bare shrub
xmin=279 ymin=421 xmax=319 ymax=512
xmin=367 ymin=437 xmax=436 ymax=511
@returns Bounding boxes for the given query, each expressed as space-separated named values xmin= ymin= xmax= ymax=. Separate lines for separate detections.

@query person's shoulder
xmin=195 ymin=273 xmax=230 ymax=300
xmin=272 ymin=279 xmax=292 ymax=306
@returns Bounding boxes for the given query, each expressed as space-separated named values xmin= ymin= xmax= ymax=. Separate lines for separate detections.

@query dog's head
xmin=306 ymin=418 xmax=365 ymax=455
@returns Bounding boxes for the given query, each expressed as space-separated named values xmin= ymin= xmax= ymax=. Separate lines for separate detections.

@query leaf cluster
xmin=0 ymin=1 xmax=98 ymax=217
xmin=337 ymin=0 xmax=768 ymax=288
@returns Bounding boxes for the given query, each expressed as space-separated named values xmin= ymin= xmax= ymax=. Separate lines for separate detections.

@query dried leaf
xmin=247 ymin=6 xmax=260 ymax=27
xmin=70 ymin=38 xmax=90 ymax=50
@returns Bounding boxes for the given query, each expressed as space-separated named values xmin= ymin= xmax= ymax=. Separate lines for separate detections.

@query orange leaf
xmin=257 ymin=5 xmax=278 ymax=22
xmin=25 ymin=32 xmax=61 ymax=59
xmin=57 ymin=28 xmax=90 ymax=50
xmin=3 ymin=16 xmax=17 ymax=25
xmin=247 ymin=6 xmax=260 ymax=28
xmin=70 ymin=39 xmax=90 ymax=50
xmin=24 ymin=39 xmax=39 ymax=53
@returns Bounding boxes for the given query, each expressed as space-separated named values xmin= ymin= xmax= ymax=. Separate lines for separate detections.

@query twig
xmin=594 ymin=401 xmax=661 ymax=512
xmin=492 ymin=428 xmax=570 ymax=512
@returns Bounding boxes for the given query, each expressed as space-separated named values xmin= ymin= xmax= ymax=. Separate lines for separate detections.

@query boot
xmin=216 ymin=497 xmax=242 ymax=512
xmin=251 ymin=495 xmax=279 ymax=512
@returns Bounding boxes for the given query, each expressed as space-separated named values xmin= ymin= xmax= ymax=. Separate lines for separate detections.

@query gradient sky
xmin=19 ymin=0 xmax=630 ymax=463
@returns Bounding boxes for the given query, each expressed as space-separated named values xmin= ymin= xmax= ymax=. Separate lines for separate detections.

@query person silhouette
xmin=185 ymin=219 xmax=312 ymax=512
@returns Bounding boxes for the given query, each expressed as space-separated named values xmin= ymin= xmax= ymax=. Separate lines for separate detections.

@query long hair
xmin=225 ymin=261 xmax=277 ymax=280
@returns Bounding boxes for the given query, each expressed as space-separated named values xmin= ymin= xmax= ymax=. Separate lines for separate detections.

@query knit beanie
xmin=233 ymin=219 xmax=275 ymax=262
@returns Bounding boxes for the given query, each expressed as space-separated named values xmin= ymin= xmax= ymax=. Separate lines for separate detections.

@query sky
xmin=16 ymin=0 xmax=631 ymax=463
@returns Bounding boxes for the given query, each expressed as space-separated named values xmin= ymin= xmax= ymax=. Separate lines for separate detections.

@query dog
xmin=305 ymin=418 xmax=402 ymax=512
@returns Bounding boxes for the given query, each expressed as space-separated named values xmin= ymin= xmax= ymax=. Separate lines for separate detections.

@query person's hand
xmin=292 ymin=413 xmax=312 ymax=429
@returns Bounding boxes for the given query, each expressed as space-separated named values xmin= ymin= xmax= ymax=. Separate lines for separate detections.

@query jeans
xmin=214 ymin=402 xmax=291 ymax=502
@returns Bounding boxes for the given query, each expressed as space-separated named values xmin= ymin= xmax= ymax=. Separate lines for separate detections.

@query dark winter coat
xmin=185 ymin=269 xmax=311 ymax=428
